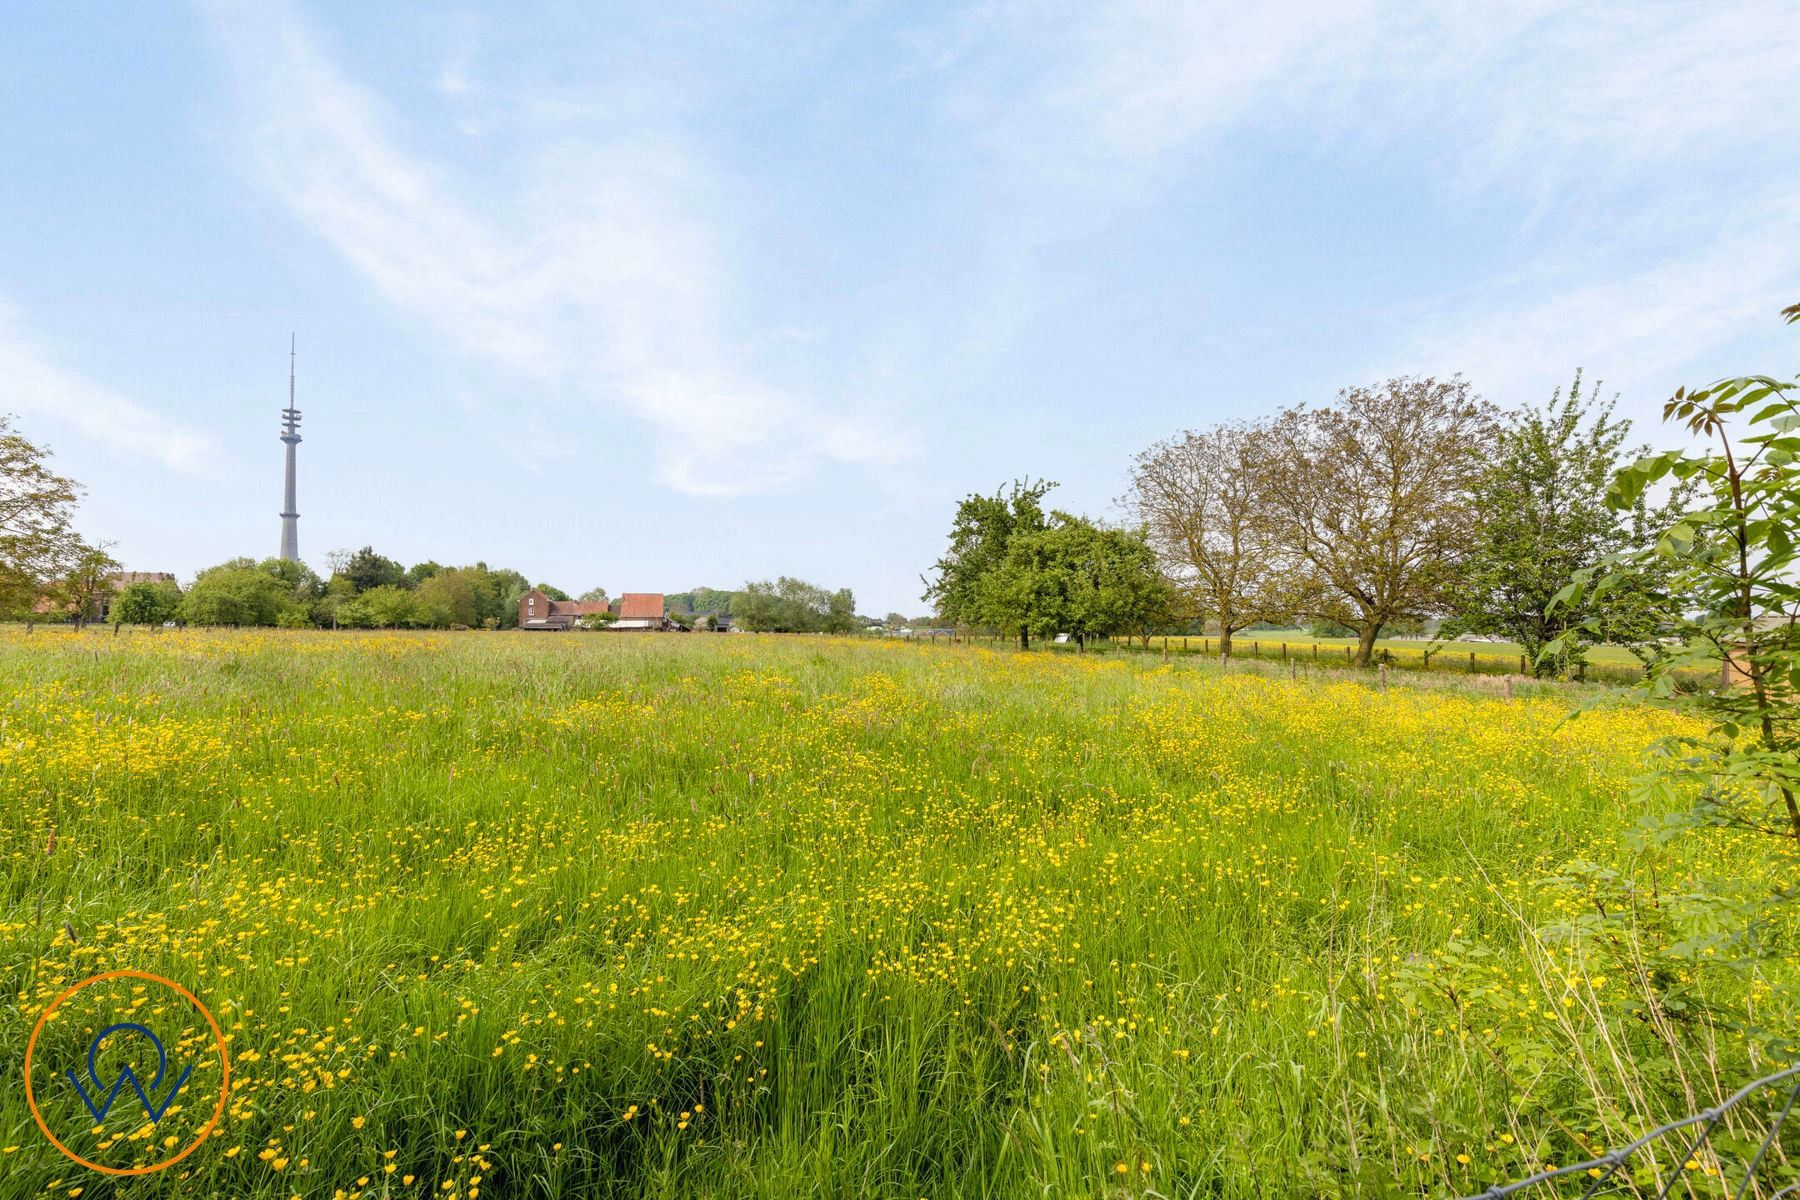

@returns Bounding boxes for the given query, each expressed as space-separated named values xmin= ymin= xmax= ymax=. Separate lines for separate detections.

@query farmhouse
xmin=517 ymin=590 xmax=609 ymax=631
xmin=517 ymin=589 xmax=673 ymax=631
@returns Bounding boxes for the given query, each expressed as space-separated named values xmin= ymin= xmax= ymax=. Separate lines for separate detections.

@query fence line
xmin=908 ymin=630 xmax=1711 ymax=686
xmin=1461 ymin=1063 xmax=1800 ymax=1199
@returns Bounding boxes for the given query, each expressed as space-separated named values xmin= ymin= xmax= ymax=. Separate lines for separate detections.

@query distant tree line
xmin=927 ymin=372 xmax=1691 ymax=673
xmin=144 ymin=550 xmax=548 ymax=629
xmin=731 ymin=578 xmax=858 ymax=633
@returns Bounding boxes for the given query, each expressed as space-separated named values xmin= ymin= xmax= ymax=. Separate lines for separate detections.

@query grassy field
xmin=1230 ymin=630 xmax=1656 ymax=667
xmin=2 ymin=629 xmax=1795 ymax=1198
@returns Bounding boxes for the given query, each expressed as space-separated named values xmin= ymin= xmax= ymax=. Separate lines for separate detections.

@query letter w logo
xmin=65 ymin=1023 xmax=193 ymax=1126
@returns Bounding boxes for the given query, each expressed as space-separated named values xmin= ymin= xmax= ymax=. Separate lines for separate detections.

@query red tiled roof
xmin=617 ymin=593 xmax=664 ymax=621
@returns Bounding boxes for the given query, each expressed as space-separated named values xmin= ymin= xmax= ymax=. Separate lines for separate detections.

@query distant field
xmin=1232 ymin=629 xmax=1658 ymax=666
xmin=2 ymin=629 xmax=1791 ymax=1198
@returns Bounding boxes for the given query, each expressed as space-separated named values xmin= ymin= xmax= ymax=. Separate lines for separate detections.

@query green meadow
xmin=1 ymin=629 xmax=1794 ymax=1198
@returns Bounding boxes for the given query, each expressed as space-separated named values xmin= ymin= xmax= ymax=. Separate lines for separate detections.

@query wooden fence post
xmin=1468 ymin=651 xmax=1476 ymax=673
xmin=1519 ymin=653 xmax=1527 ymax=674
xmin=1281 ymin=643 xmax=1288 ymax=660
xmin=1379 ymin=663 xmax=1388 ymax=693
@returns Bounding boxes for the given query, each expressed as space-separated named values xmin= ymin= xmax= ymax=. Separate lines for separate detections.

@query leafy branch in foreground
xmin=1551 ymin=324 xmax=1800 ymax=844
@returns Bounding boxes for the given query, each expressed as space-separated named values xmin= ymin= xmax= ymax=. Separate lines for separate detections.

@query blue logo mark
xmin=65 ymin=1023 xmax=193 ymax=1126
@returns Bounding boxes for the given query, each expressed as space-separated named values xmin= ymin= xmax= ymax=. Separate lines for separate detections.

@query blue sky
xmin=3 ymin=2 xmax=1796 ymax=615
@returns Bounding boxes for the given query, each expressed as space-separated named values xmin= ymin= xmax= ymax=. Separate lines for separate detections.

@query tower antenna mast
xmin=278 ymin=335 xmax=303 ymax=562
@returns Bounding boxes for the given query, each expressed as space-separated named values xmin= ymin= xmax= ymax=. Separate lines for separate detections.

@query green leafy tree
xmin=579 ymin=586 xmax=611 ymax=605
xmin=468 ymin=564 xmax=529 ymax=628
xmin=924 ymin=479 xmax=1055 ymax=648
xmin=113 ymin=578 xmax=181 ymax=625
xmin=406 ymin=560 xmax=445 ymax=586
xmin=534 ymin=582 xmax=571 ymax=602
xmin=417 ymin=569 xmax=478 ymax=627
xmin=339 ymin=547 xmax=408 ymax=594
xmin=733 ymin=581 xmax=779 ymax=631
xmin=258 ymin=557 xmax=325 ymax=625
xmin=62 ymin=544 xmax=121 ymax=628
xmin=339 ymin=584 xmax=425 ymax=629
xmin=690 ymin=587 xmax=734 ymax=616
xmin=824 ymin=588 xmax=857 ymax=635
xmin=1254 ymin=376 xmax=1498 ymax=667
xmin=984 ymin=514 xmax=1170 ymax=647
xmin=0 ymin=415 xmax=85 ymax=618
xmin=1553 ymin=303 xmax=1800 ymax=842
xmin=729 ymin=577 xmax=854 ymax=632
xmin=178 ymin=565 xmax=294 ymax=626
xmin=1447 ymin=373 xmax=1691 ymax=676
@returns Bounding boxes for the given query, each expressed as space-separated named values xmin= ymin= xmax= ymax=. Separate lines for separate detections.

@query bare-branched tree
xmin=1252 ymin=376 xmax=1498 ymax=667
xmin=1123 ymin=422 xmax=1283 ymax=657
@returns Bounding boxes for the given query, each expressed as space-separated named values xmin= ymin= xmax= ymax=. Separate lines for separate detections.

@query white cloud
xmin=1394 ymin=201 xmax=1800 ymax=407
xmin=203 ymin=0 xmax=906 ymax=497
xmin=0 ymin=307 xmax=224 ymax=475
xmin=951 ymin=2 xmax=1800 ymax=199
xmin=935 ymin=1 xmax=1800 ymax=401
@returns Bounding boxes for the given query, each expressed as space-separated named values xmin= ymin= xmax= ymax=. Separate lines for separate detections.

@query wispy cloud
xmin=203 ymin=1 xmax=906 ymax=497
xmin=0 ymin=306 xmax=224 ymax=475
xmin=1394 ymin=205 xmax=1800 ymax=406
xmin=942 ymin=2 xmax=1800 ymax=205
xmin=932 ymin=2 xmax=1800 ymax=401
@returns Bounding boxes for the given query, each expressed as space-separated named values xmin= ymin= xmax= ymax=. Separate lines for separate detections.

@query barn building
xmin=611 ymin=592 xmax=670 ymax=631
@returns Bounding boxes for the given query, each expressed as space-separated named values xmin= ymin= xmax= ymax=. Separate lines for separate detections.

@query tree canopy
xmin=732 ymin=577 xmax=857 ymax=633
xmin=0 ymin=415 xmax=86 ymax=618
xmin=923 ymin=479 xmax=1055 ymax=648
xmin=1124 ymin=423 xmax=1277 ymax=656
xmin=1445 ymin=373 xmax=1689 ymax=675
xmin=1253 ymin=376 xmax=1498 ymax=666
xmin=982 ymin=513 xmax=1172 ymax=647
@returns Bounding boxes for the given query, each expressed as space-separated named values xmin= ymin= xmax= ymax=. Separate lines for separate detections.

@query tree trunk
xmin=1354 ymin=622 xmax=1379 ymax=668
xmin=1217 ymin=628 xmax=1233 ymax=660
xmin=1018 ymin=624 xmax=1029 ymax=651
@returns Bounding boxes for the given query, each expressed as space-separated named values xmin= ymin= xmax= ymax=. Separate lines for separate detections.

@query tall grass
xmin=0 ymin=628 xmax=1794 ymax=1197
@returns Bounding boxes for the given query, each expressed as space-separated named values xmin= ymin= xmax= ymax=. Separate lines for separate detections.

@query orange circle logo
xmin=22 ymin=970 xmax=230 ymax=1176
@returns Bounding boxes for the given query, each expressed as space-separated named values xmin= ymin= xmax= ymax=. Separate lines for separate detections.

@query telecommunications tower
xmin=278 ymin=336 xmax=302 ymax=563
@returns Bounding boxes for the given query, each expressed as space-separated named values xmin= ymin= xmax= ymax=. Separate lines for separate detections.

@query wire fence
xmin=909 ymin=630 xmax=1717 ymax=687
xmin=1463 ymin=1064 xmax=1800 ymax=1199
